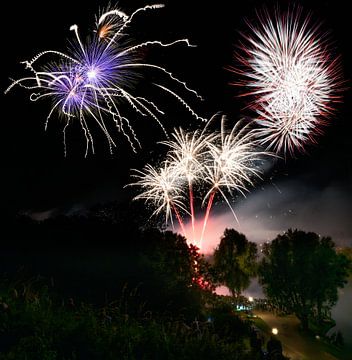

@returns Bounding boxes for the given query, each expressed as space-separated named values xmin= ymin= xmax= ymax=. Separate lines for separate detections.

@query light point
xmin=87 ymin=69 xmax=97 ymax=80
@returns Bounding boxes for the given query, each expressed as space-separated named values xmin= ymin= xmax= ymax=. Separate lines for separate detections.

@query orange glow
xmin=99 ymin=25 xmax=112 ymax=39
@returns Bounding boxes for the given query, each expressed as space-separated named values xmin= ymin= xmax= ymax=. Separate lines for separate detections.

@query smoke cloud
xmin=182 ymin=177 xmax=352 ymax=254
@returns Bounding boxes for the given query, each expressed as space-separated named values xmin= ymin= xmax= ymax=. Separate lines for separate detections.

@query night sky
xmin=2 ymin=0 xmax=351 ymax=247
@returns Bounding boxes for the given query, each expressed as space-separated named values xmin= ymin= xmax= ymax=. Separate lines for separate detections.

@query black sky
xmin=2 ymin=0 xmax=351 ymax=244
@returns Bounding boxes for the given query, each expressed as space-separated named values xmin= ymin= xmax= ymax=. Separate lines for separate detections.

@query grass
xmin=251 ymin=316 xmax=271 ymax=334
xmin=0 ymin=277 xmax=259 ymax=360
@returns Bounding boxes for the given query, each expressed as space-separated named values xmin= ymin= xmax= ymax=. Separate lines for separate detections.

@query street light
xmin=272 ymin=328 xmax=279 ymax=335
xmin=248 ymin=296 xmax=254 ymax=302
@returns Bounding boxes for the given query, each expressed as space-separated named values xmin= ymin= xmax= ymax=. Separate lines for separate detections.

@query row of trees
xmin=212 ymin=228 xmax=351 ymax=331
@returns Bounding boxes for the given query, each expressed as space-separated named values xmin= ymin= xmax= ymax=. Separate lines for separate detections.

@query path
xmin=254 ymin=310 xmax=339 ymax=360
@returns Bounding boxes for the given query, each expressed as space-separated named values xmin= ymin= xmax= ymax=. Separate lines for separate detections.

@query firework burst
xmin=130 ymin=116 xmax=271 ymax=249
xmin=161 ymin=123 xmax=218 ymax=241
xmin=233 ymin=8 xmax=343 ymax=155
xmin=199 ymin=117 xmax=267 ymax=246
xmin=5 ymin=4 xmax=204 ymax=156
xmin=129 ymin=161 xmax=188 ymax=236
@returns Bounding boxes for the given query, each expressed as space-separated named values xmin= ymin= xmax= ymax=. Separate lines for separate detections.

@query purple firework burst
xmin=5 ymin=4 xmax=204 ymax=156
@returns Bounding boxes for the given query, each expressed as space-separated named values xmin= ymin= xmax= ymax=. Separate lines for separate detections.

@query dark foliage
xmin=213 ymin=228 xmax=258 ymax=297
xmin=0 ymin=276 xmax=259 ymax=360
xmin=0 ymin=204 xmax=262 ymax=359
xmin=1 ymin=202 xmax=207 ymax=317
xmin=259 ymin=229 xmax=351 ymax=331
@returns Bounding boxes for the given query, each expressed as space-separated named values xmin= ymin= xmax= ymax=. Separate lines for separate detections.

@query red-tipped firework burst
xmin=233 ymin=8 xmax=343 ymax=156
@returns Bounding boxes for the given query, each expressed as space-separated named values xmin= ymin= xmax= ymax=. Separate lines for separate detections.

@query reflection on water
xmin=329 ymin=279 xmax=352 ymax=350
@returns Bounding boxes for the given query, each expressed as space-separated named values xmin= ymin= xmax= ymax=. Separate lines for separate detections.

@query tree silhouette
xmin=259 ymin=229 xmax=351 ymax=330
xmin=213 ymin=228 xmax=257 ymax=298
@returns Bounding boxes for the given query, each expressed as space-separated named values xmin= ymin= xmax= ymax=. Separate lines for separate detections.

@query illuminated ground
xmin=254 ymin=310 xmax=348 ymax=360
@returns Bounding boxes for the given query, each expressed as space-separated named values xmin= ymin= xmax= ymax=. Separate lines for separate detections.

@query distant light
xmin=272 ymin=328 xmax=278 ymax=335
xmin=248 ymin=296 xmax=254 ymax=302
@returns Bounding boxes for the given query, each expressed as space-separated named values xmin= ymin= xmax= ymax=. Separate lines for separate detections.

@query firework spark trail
xmin=188 ymin=181 xmax=196 ymax=243
xmin=232 ymin=7 xmax=343 ymax=156
xmin=5 ymin=4 xmax=203 ymax=155
xmin=171 ymin=202 xmax=187 ymax=238
xmin=154 ymin=84 xmax=207 ymax=122
xmin=199 ymin=190 xmax=215 ymax=249
xmin=104 ymin=4 xmax=165 ymax=50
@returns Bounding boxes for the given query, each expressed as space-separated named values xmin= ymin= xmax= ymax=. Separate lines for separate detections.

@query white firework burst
xmin=129 ymin=162 xmax=188 ymax=228
xmin=202 ymin=117 xmax=266 ymax=224
xmin=233 ymin=8 xmax=343 ymax=155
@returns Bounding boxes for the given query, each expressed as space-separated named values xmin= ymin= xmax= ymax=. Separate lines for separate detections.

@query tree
xmin=259 ymin=229 xmax=351 ymax=330
xmin=139 ymin=229 xmax=214 ymax=318
xmin=213 ymin=228 xmax=257 ymax=298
